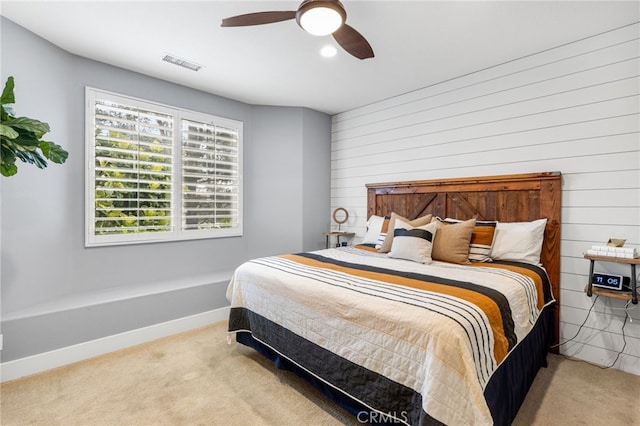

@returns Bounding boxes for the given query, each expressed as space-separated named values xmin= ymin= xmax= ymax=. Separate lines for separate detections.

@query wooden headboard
xmin=366 ymin=171 xmax=562 ymax=351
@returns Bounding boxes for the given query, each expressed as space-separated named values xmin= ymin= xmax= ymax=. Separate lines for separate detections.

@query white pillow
xmin=362 ymin=215 xmax=385 ymax=245
xmin=375 ymin=232 xmax=387 ymax=250
xmin=490 ymin=218 xmax=547 ymax=265
xmin=388 ymin=219 xmax=438 ymax=264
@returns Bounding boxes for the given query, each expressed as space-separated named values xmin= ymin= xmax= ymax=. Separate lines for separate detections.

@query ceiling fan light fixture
xmin=221 ymin=0 xmax=373 ymax=60
xmin=297 ymin=1 xmax=346 ymax=36
xmin=320 ymin=45 xmax=338 ymax=57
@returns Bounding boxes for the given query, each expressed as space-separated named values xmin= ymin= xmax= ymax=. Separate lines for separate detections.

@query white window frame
xmin=85 ymin=87 xmax=243 ymax=247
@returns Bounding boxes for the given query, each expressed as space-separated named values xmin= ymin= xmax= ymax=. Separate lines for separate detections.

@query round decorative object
xmin=332 ymin=207 xmax=349 ymax=226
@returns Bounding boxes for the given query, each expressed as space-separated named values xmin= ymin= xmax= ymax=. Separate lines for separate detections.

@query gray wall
xmin=302 ymin=108 xmax=332 ymax=250
xmin=0 ymin=17 xmax=331 ymax=362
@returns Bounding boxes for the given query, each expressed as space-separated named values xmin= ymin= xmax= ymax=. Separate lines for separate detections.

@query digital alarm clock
xmin=591 ymin=272 xmax=630 ymax=291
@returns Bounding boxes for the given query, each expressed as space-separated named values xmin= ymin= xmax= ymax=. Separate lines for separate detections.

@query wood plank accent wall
xmin=330 ymin=23 xmax=640 ymax=375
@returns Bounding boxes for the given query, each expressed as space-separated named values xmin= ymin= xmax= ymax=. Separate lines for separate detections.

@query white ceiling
xmin=2 ymin=1 xmax=639 ymax=115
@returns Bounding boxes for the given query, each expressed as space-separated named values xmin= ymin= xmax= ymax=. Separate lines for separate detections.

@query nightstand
xmin=584 ymin=254 xmax=638 ymax=304
xmin=323 ymin=231 xmax=355 ymax=249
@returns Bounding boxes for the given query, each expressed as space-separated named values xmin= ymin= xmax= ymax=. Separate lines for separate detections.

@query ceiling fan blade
xmin=221 ymin=11 xmax=296 ymax=27
xmin=332 ymin=24 xmax=374 ymax=60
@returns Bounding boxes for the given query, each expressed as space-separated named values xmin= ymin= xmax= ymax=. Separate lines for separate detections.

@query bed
xmin=226 ymin=172 xmax=561 ymax=425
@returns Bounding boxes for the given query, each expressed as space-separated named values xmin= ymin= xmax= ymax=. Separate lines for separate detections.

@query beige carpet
xmin=1 ymin=321 xmax=639 ymax=425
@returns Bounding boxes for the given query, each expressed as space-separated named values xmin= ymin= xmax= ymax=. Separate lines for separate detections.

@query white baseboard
xmin=0 ymin=306 xmax=230 ymax=383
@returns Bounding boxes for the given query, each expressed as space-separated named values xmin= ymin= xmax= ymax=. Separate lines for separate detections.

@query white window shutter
xmin=86 ymin=88 xmax=242 ymax=246
xmin=94 ymin=99 xmax=174 ymax=235
xmin=181 ymin=119 xmax=240 ymax=231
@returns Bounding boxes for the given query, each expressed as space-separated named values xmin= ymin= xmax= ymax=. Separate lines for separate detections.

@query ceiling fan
xmin=221 ymin=0 xmax=374 ymax=60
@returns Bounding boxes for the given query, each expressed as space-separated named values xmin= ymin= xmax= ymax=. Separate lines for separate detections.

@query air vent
xmin=162 ymin=54 xmax=202 ymax=71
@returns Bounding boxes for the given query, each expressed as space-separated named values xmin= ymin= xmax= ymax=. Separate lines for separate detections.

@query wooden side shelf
xmin=584 ymin=254 xmax=639 ymax=304
xmin=583 ymin=254 xmax=640 ymax=265
xmin=584 ymin=285 xmax=634 ymax=301
xmin=323 ymin=231 xmax=355 ymax=248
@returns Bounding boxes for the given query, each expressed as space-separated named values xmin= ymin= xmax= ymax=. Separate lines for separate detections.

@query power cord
xmin=550 ymin=295 xmax=598 ymax=349
xmin=554 ymin=295 xmax=632 ymax=369
xmin=604 ymin=300 xmax=630 ymax=369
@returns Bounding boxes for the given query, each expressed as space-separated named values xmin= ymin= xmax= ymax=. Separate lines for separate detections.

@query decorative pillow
xmin=468 ymin=220 xmax=498 ymax=262
xmin=490 ymin=218 xmax=547 ymax=265
xmin=378 ymin=212 xmax=433 ymax=253
xmin=388 ymin=219 xmax=438 ymax=263
xmin=441 ymin=218 xmax=498 ymax=262
xmin=362 ymin=215 xmax=386 ymax=245
xmin=374 ymin=216 xmax=391 ymax=249
xmin=431 ymin=217 xmax=476 ymax=264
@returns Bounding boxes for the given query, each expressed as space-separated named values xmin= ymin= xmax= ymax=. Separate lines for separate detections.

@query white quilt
xmin=226 ymin=247 xmax=552 ymax=425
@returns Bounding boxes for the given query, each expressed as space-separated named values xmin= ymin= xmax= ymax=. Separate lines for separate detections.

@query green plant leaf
xmin=1 ymin=76 xmax=68 ymax=177
xmin=40 ymin=141 xmax=69 ymax=164
xmin=11 ymin=129 xmax=42 ymax=147
xmin=1 ymin=76 xmax=15 ymax=106
xmin=1 ymin=104 xmax=15 ymax=121
xmin=14 ymin=148 xmax=48 ymax=168
xmin=1 ymin=143 xmax=17 ymax=164
xmin=8 ymin=116 xmax=50 ymax=139
xmin=0 ymin=123 xmax=19 ymax=139
xmin=1 ymin=163 xmax=18 ymax=177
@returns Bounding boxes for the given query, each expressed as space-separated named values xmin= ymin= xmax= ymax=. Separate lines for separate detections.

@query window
xmin=86 ymin=88 xmax=242 ymax=246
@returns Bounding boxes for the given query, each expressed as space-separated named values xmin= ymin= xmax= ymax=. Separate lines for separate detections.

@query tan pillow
xmin=431 ymin=218 xmax=476 ymax=264
xmin=378 ymin=212 xmax=433 ymax=253
xmin=443 ymin=218 xmax=498 ymax=262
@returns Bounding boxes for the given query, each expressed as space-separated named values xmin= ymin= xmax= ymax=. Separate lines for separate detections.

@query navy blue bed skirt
xmin=235 ymin=304 xmax=554 ymax=425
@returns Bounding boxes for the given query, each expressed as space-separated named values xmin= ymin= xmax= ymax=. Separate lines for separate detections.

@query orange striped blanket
xmin=227 ymin=247 xmax=553 ymax=425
